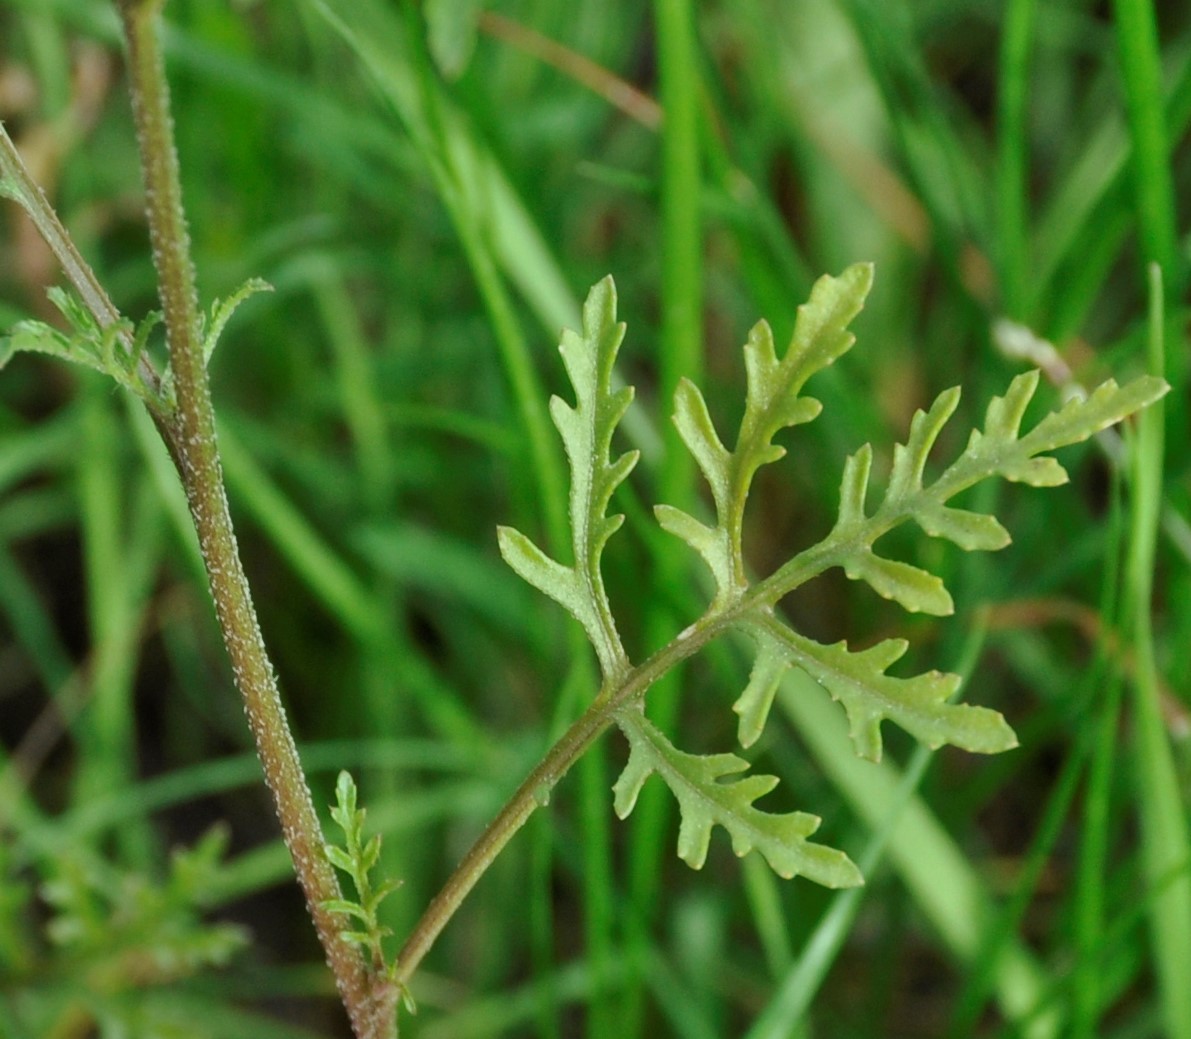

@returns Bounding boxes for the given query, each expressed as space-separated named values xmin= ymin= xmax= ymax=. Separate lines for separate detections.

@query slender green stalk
xmin=0 ymin=127 xmax=120 ymax=331
xmin=114 ymin=3 xmax=393 ymax=1035
xmin=390 ymin=11 xmax=620 ymax=1033
xmin=948 ymin=738 xmax=1084 ymax=1037
xmin=1112 ymin=0 xmax=1181 ymax=286
xmin=653 ymin=0 xmax=704 ymax=432
xmin=1071 ymin=664 xmax=1125 ymax=1037
xmin=1127 ymin=266 xmax=1191 ymax=1039
xmin=994 ymin=0 xmax=1034 ymax=317
xmin=1111 ymin=0 xmax=1188 ymax=457
xmin=626 ymin=1 xmax=704 ymax=1030
xmin=75 ymin=390 xmax=155 ymax=866
xmin=1067 ymin=471 xmax=1126 ymax=1039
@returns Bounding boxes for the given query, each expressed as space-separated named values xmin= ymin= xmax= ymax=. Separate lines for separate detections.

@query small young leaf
xmin=130 ymin=309 xmax=164 ymax=369
xmin=1 ymin=288 xmax=167 ymax=410
xmin=323 ymin=898 xmax=370 ymax=921
xmin=324 ymin=845 xmax=357 ymax=875
xmin=361 ymin=834 xmax=382 ymax=873
xmin=613 ymin=709 xmax=862 ymax=888
xmin=322 ymin=771 xmax=401 ymax=975
xmin=201 ymin=277 xmax=272 ymax=364
xmin=0 ymin=320 xmax=78 ymax=369
xmin=40 ymin=829 xmax=249 ymax=978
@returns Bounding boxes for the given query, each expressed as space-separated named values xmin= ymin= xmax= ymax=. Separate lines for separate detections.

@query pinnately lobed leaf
xmin=748 ymin=360 xmax=1165 ymax=760
xmin=498 ymin=276 xmax=639 ymax=680
xmin=322 ymin=771 xmax=400 ymax=974
xmin=659 ymin=264 xmax=875 ymax=605
xmin=613 ymin=708 xmax=863 ymax=888
xmin=500 ymin=265 xmax=1166 ymax=887
xmin=752 ymin=615 xmax=1017 ymax=762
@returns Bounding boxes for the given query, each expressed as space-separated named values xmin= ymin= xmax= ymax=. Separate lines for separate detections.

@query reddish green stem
xmin=115 ymin=2 xmax=395 ymax=1035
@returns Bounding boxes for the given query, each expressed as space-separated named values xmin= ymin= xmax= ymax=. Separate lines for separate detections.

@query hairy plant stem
xmin=115 ymin=3 xmax=395 ymax=1036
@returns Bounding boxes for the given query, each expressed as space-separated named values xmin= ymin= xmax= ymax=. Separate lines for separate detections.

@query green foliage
xmin=498 ymin=276 xmax=639 ymax=681
xmin=42 ymin=825 xmax=249 ymax=978
xmin=0 ymin=827 xmax=252 ymax=1038
xmin=0 ymin=286 xmax=165 ymax=407
xmin=612 ymin=708 xmax=862 ymax=887
xmin=657 ymin=264 xmax=871 ymax=608
xmin=2 ymin=4 xmax=1187 ymax=1034
xmin=198 ymin=278 xmax=273 ymax=368
xmin=0 ymin=277 xmax=270 ymax=413
xmin=502 ymin=267 xmax=1167 ymax=887
xmin=322 ymin=772 xmax=404 ymax=987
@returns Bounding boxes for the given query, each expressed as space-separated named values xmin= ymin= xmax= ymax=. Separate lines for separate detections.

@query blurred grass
xmin=1 ymin=1 xmax=1189 ymax=1037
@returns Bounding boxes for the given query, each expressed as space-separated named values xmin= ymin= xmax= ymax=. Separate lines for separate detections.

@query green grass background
xmin=1 ymin=1 xmax=1190 ymax=1037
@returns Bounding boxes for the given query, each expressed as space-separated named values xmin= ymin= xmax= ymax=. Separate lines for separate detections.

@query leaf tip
xmin=582 ymin=274 xmax=619 ymax=335
xmin=843 ymin=260 xmax=876 ymax=294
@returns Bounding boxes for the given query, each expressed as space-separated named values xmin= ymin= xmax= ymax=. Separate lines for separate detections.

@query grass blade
xmin=1126 ymin=266 xmax=1191 ymax=1039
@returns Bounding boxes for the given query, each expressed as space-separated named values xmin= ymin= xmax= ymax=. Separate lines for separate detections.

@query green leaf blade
xmin=886 ymin=386 xmax=962 ymax=502
xmin=981 ymin=368 xmax=1041 ymax=441
xmin=613 ymin=710 xmax=863 ymax=888
xmin=496 ymin=525 xmax=592 ymax=632
xmin=503 ymin=275 xmax=638 ymax=678
xmin=915 ymin=503 xmax=1011 ymax=551
xmin=1022 ymin=375 xmax=1169 ymax=453
xmin=664 ymin=264 xmax=876 ymax=603
xmin=782 ymin=263 xmax=874 ymax=388
xmin=732 ymin=632 xmax=794 ymax=748
xmin=654 ymin=504 xmax=732 ymax=595
xmin=673 ymin=377 xmax=733 ymax=513
xmin=758 ymin=615 xmax=1017 ymax=761
xmin=201 ymin=277 xmax=272 ymax=364
xmin=842 ymin=550 xmax=954 ymax=616
xmin=836 ymin=444 xmax=874 ymax=529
